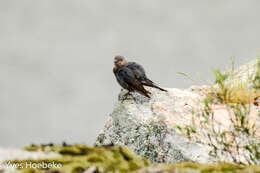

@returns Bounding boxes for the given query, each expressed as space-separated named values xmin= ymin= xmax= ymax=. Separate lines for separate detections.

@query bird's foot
xmin=120 ymin=92 xmax=137 ymax=103
xmin=121 ymin=92 xmax=132 ymax=101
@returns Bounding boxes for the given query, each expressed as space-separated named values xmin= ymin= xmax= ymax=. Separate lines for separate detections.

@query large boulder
xmin=95 ymin=59 xmax=259 ymax=164
xmin=95 ymin=88 xmax=214 ymax=163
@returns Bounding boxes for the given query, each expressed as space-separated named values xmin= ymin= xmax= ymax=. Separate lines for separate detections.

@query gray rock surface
xmin=95 ymin=59 xmax=259 ymax=164
xmin=95 ymin=88 xmax=215 ymax=163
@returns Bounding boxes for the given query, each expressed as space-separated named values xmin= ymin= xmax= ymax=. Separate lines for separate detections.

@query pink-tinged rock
xmin=96 ymin=59 xmax=259 ymax=164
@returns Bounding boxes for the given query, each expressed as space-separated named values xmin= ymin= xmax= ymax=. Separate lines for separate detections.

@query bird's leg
xmin=121 ymin=91 xmax=131 ymax=101
xmin=132 ymin=94 xmax=138 ymax=103
xmin=121 ymin=91 xmax=137 ymax=103
xmin=129 ymin=92 xmax=138 ymax=103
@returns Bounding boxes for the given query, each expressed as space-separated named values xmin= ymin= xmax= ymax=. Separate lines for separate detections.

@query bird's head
xmin=114 ymin=56 xmax=128 ymax=68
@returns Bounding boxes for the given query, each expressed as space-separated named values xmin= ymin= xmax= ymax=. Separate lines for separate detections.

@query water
xmin=0 ymin=0 xmax=259 ymax=147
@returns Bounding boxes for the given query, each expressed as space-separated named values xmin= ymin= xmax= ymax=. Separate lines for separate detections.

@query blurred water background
xmin=0 ymin=0 xmax=259 ymax=147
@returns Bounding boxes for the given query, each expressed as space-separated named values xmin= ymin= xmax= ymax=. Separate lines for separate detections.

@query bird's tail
xmin=132 ymin=80 xmax=151 ymax=98
xmin=143 ymin=78 xmax=167 ymax=92
xmin=134 ymin=86 xmax=151 ymax=98
xmin=138 ymin=89 xmax=151 ymax=98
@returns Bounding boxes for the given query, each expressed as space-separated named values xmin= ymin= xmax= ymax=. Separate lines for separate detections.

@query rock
xmin=95 ymin=59 xmax=260 ymax=164
xmin=95 ymin=88 xmax=214 ymax=163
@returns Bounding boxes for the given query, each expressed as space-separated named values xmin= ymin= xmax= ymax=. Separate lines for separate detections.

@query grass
xmin=177 ymin=58 xmax=260 ymax=104
xmin=157 ymin=162 xmax=260 ymax=173
xmin=212 ymin=59 xmax=259 ymax=104
xmin=176 ymin=58 xmax=260 ymax=165
xmin=253 ymin=58 xmax=260 ymax=90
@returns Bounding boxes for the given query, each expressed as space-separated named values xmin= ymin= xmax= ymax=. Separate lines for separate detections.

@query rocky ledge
xmin=95 ymin=59 xmax=260 ymax=164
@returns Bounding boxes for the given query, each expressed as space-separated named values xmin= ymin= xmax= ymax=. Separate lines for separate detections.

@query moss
xmin=6 ymin=145 xmax=260 ymax=173
xmin=9 ymin=144 xmax=151 ymax=173
xmin=158 ymin=162 xmax=260 ymax=173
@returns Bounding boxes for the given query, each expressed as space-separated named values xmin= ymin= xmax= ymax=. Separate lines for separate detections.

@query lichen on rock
xmin=95 ymin=59 xmax=260 ymax=164
xmin=95 ymin=87 xmax=215 ymax=163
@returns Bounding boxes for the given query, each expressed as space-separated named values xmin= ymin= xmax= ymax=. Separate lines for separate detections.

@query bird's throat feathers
xmin=113 ymin=62 xmax=128 ymax=73
xmin=114 ymin=56 xmax=128 ymax=69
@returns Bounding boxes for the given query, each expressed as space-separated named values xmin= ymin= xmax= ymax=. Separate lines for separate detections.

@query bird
xmin=113 ymin=55 xmax=167 ymax=99
xmin=127 ymin=62 xmax=167 ymax=92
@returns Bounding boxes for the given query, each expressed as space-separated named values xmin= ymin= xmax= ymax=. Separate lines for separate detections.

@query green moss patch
xmin=5 ymin=145 xmax=260 ymax=173
xmin=156 ymin=162 xmax=260 ymax=173
xmin=8 ymin=144 xmax=151 ymax=173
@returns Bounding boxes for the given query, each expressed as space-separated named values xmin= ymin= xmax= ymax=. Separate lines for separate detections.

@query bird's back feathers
xmin=114 ymin=58 xmax=166 ymax=98
xmin=114 ymin=66 xmax=151 ymax=98
xmin=127 ymin=62 xmax=167 ymax=92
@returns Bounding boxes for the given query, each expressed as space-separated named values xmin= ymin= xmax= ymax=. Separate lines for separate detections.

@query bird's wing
xmin=116 ymin=67 xmax=142 ymax=89
xmin=127 ymin=62 xmax=146 ymax=80
xmin=128 ymin=62 xmax=156 ymax=86
xmin=116 ymin=67 xmax=151 ymax=97
xmin=114 ymin=67 xmax=129 ymax=90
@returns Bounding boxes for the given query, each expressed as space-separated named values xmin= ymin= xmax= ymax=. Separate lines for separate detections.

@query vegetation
xmin=253 ymin=58 xmax=260 ymax=90
xmin=176 ymin=58 xmax=260 ymax=165
xmin=7 ymin=144 xmax=151 ymax=173
xmin=210 ymin=58 xmax=260 ymax=104
xmin=155 ymin=162 xmax=260 ymax=173
xmin=6 ymin=145 xmax=260 ymax=173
